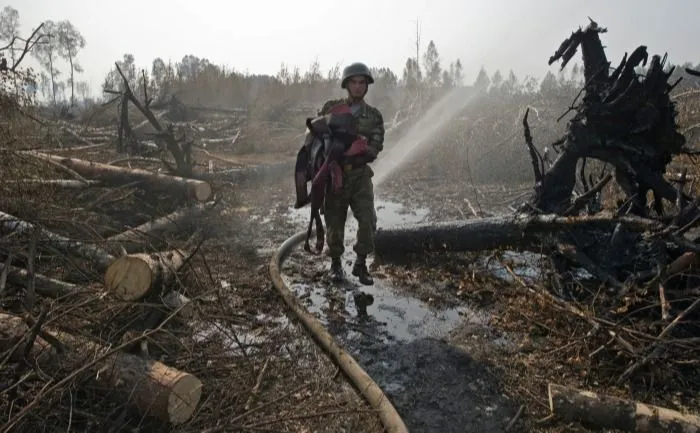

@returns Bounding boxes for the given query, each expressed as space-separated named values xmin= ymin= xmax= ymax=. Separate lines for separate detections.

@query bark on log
xmin=107 ymin=203 xmax=211 ymax=253
xmin=0 ymin=313 xmax=201 ymax=425
xmin=548 ymin=383 xmax=700 ymax=432
xmin=374 ymin=213 xmax=663 ymax=257
xmin=0 ymin=210 xmax=115 ymax=271
xmin=23 ymin=152 xmax=212 ymax=202
xmin=97 ymin=347 xmax=202 ymax=425
xmin=104 ymin=250 xmax=186 ymax=301
xmin=0 ymin=263 xmax=76 ymax=298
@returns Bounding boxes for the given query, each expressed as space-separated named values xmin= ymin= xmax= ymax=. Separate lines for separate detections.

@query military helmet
xmin=341 ymin=62 xmax=374 ymax=89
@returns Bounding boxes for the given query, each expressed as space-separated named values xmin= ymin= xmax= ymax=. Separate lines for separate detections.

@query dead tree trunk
xmin=112 ymin=64 xmax=194 ymax=177
xmin=96 ymin=346 xmax=202 ymax=425
xmin=0 ymin=210 xmax=115 ymax=271
xmin=374 ymin=214 xmax=663 ymax=257
xmin=24 ymin=152 xmax=212 ymax=202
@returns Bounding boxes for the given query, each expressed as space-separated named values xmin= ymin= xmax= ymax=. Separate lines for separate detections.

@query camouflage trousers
xmin=323 ymin=165 xmax=377 ymax=258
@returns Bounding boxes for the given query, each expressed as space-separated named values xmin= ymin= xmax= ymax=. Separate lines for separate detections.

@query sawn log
xmin=0 ymin=313 xmax=202 ymax=425
xmin=24 ymin=152 xmax=212 ymax=202
xmin=548 ymin=383 xmax=700 ymax=432
xmin=104 ymin=250 xmax=186 ymax=301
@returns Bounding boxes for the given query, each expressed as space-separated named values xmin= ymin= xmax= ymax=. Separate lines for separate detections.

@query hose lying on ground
xmin=269 ymin=231 xmax=409 ymax=433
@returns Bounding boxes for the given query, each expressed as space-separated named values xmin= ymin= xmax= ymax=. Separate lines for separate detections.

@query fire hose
xmin=269 ymin=231 xmax=409 ymax=433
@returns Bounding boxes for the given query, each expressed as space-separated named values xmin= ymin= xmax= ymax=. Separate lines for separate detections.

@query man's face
xmin=347 ymin=76 xmax=367 ymax=99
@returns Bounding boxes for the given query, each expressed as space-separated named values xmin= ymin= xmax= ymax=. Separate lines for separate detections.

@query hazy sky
xmin=13 ymin=0 xmax=700 ymax=96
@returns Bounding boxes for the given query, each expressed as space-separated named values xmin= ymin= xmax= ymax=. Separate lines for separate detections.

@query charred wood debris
xmin=520 ymin=19 xmax=700 ymax=385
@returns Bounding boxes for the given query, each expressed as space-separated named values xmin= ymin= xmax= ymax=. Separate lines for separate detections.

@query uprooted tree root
xmin=373 ymin=19 xmax=700 ymax=431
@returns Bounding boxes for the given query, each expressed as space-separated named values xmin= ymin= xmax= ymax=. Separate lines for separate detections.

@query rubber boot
xmin=330 ymin=257 xmax=344 ymax=282
xmin=352 ymin=255 xmax=374 ymax=285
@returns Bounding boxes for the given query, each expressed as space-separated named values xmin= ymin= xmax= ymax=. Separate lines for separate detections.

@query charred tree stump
xmin=525 ymin=19 xmax=687 ymax=217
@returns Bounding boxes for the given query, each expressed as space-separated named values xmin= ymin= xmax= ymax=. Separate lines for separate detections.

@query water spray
xmin=372 ymin=87 xmax=480 ymax=188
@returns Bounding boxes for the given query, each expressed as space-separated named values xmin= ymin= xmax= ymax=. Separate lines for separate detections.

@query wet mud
xmin=283 ymin=196 xmax=523 ymax=432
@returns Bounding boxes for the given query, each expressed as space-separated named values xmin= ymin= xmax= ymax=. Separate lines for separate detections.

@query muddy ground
xmin=224 ymin=162 xmax=633 ymax=433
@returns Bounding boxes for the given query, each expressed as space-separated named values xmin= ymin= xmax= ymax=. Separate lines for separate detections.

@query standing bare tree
xmin=57 ymin=20 xmax=85 ymax=107
xmin=0 ymin=6 xmax=20 ymax=64
xmin=0 ymin=6 xmax=20 ymax=94
xmin=31 ymin=20 xmax=60 ymax=106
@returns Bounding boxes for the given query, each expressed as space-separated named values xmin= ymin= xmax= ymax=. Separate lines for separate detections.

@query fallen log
xmin=107 ymin=203 xmax=212 ymax=253
xmin=1 ymin=179 xmax=102 ymax=189
xmin=0 ymin=210 xmax=115 ymax=271
xmin=104 ymin=250 xmax=186 ymax=301
xmin=96 ymin=344 xmax=202 ymax=425
xmin=0 ymin=313 xmax=202 ymax=425
xmin=548 ymin=383 xmax=700 ymax=432
xmin=21 ymin=152 xmax=212 ymax=202
xmin=374 ymin=213 xmax=664 ymax=257
xmin=0 ymin=263 xmax=77 ymax=298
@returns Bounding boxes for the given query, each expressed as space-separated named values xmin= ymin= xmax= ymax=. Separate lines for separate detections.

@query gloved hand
xmin=344 ymin=145 xmax=378 ymax=166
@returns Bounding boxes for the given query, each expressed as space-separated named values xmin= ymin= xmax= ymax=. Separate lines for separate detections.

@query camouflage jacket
xmin=319 ymin=98 xmax=385 ymax=155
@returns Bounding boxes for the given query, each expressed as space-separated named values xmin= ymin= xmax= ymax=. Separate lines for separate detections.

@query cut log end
xmin=168 ymin=372 xmax=203 ymax=425
xmin=104 ymin=250 xmax=185 ymax=301
xmin=104 ymin=255 xmax=153 ymax=301
xmin=192 ymin=182 xmax=212 ymax=202
xmin=102 ymin=350 xmax=202 ymax=425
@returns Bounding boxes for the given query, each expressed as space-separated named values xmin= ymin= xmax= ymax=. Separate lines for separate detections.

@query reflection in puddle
xmin=288 ymin=275 xmax=469 ymax=343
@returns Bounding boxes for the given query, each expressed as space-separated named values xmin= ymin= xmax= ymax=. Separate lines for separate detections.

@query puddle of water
xmin=284 ymin=198 xmax=496 ymax=343
xmin=483 ymin=250 xmax=545 ymax=283
xmin=483 ymin=249 xmax=595 ymax=284
xmin=286 ymin=261 xmax=475 ymax=343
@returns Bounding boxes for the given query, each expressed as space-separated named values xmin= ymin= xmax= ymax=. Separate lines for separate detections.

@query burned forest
xmin=4 ymin=9 xmax=700 ymax=433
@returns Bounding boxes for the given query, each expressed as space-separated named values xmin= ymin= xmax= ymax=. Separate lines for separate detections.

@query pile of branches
xmin=0 ymin=91 xmax=222 ymax=428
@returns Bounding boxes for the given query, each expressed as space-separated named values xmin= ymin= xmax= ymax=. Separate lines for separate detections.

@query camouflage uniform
xmin=319 ymin=97 xmax=385 ymax=273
